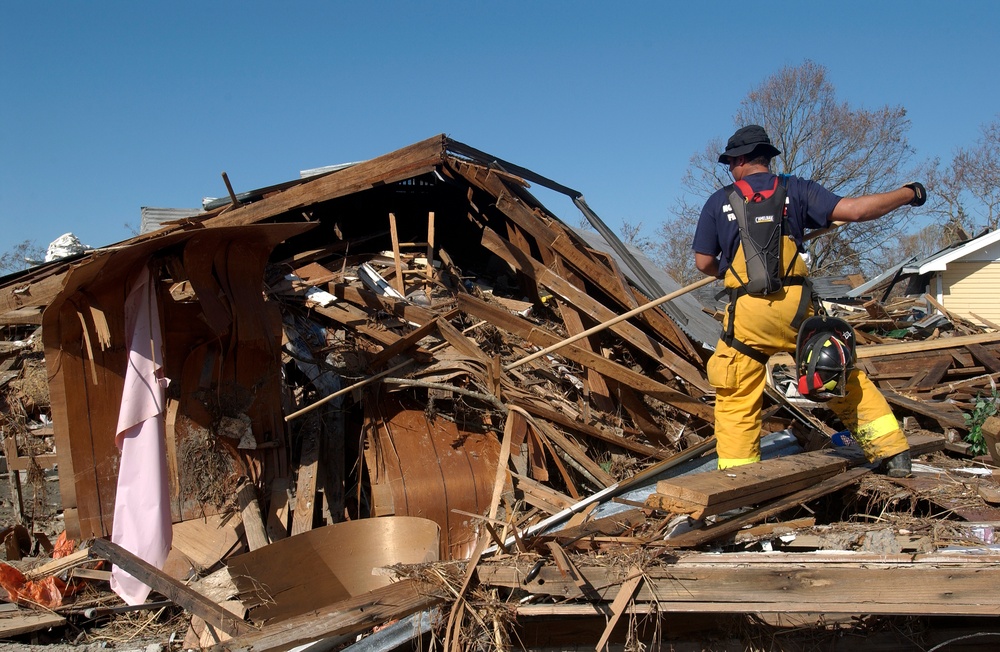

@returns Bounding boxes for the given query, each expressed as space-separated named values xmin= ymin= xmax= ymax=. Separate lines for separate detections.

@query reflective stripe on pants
xmin=708 ymin=341 xmax=907 ymax=469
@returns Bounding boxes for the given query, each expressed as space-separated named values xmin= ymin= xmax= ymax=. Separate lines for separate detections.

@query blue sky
xmin=2 ymin=1 xmax=997 ymax=260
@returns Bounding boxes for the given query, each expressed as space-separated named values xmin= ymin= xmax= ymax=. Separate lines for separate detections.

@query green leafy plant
xmin=963 ymin=390 xmax=1000 ymax=457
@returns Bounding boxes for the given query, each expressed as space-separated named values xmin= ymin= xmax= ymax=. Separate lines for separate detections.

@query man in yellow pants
xmin=693 ymin=125 xmax=926 ymax=477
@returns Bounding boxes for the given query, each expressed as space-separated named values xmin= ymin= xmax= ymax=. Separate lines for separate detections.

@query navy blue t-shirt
xmin=692 ymin=172 xmax=842 ymax=275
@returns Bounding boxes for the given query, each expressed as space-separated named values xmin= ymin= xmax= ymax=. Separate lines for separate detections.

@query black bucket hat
xmin=718 ymin=125 xmax=782 ymax=163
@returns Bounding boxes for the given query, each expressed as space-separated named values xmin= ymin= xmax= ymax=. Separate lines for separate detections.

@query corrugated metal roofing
xmin=139 ymin=207 xmax=205 ymax=235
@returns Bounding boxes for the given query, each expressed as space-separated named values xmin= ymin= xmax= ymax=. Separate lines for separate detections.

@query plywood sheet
xmin=227 ymin=516 xmax=439 ymax=625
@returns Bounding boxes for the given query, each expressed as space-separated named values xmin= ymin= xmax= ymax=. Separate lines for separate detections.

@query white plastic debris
xmin=44 ymin=233 xmax=92 ymax=262
xmin=357 ymin=262 xmax=406 ymax=300
xmin=283 ymin=274 xmax=339 ymax=307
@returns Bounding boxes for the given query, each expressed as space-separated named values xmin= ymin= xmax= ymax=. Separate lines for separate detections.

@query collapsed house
xmin=1 ymin=135 xmax=1000 ymax=650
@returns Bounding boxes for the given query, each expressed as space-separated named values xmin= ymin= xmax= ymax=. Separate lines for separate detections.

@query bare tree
xmin=896 ymin=222 xmax=953 ymax=263
xmin=0 ymin=240 xmax=45 ymax=275
xmin=948 ymin=116 xmax=1000 ymax=234
xmin=652 ymin=199 xmax=702 ymax=285
xmin=656 ymin=60 xmax=922 ymax=282
xmin=618 ymin=219 xmax=653 ymax=254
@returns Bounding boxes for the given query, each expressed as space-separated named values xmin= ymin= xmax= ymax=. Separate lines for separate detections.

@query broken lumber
xmin=89 ymin=538 xmax=253 ymax=637
xmin=477 ymin=553 xmax=1000 ymax=615
xmin=215 ymin=579 xmax=442 ymax=652
xmin=646 ymin=449 xmax=852 ymax=519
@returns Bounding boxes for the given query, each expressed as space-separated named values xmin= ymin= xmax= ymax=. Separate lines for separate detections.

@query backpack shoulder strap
xmin=733 ymin=177 xmax=780 ymax=203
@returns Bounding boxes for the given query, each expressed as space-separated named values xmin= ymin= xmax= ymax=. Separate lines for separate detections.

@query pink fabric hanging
xmin=110 ymin=265 xmax=172 ymax=605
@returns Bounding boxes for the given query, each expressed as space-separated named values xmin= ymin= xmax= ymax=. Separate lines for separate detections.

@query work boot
xmin=883 ymin=450 xmax=912 ymax=478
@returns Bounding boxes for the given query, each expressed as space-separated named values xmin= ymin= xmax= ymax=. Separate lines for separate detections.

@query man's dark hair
xmin=747 ymin=151 xmax=772 ymax=167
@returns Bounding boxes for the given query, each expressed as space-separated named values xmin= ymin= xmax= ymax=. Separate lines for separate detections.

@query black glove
xmin=904 ymin=182 xmax=927 ymax=207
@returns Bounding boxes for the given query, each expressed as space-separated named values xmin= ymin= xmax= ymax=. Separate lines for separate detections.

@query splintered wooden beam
xmin=481 ymin=227 xmax=711 ymax=393
xmin=512 ymin=398 xmax=670 ymax=460
xmin=456 ymin=293 xmax=713 ymax=424
xmin=89 ymin=538 xmax=253 ymax=637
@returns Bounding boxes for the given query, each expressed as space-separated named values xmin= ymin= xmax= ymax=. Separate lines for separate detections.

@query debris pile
xmin=0 ymin=135 xmax=999 ymax=649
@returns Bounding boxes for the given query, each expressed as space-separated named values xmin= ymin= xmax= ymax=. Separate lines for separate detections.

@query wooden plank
xmin=596 ymin=566 xmax=643 ymax=651
xmin=24 ymin=548 xmax=90 ymax=581
xmin=967 ymin=343 xmax=1000 ymax=374
xmin=550 ymin=257 xmax=615 ymax=414
xmin=512 ymin=473 xmax=576 ymax=515
xmin=236 ymin=483 xmax=269 ymax=552
xmin=290 ymin=416 xmax=321 ymax=536
xmin=857 ymin=331 xmax=1000 ymax=359
xmin=0 ymin=610 xmax=66 ymax=637
xmin=217 ymin=579 xmax=443 ymax=652
xmin=366 ymin=316 xmax=440 ymax=369
xmin=388 ymin=213 xmax=405 ymax=295
xmin=653 ymin=449 xmax=855 ymax=508
xmin=542 ymin=507 xmax=648 ymax=544
xmin=663 ymin=468 xmax=872 ymax=549
xmin=970 ymin=312 xmax=1000 ymax=331
xmin=193 ymin=136 xmax=446 ymax=232
xmin=309 ymin=302 xmax=433 ymax=361
xmin=265 ymin=477 xmax=290 ymax=542
xmin=69 ymin=567 xmax=112 ymax=581
xmin=0 ymin=306 xmax=44 ymax=325
xmin=656 ymin=433 xmax=943 ymax=542
xmin=477 ymin=553 xmax=1000 ymax=616
xmin=882 ymin=390 xmax=967 ymax=430
xmin=89 ymin=538 xmax=252 ymax=637
xmin=647 ymin=472 xmax=839 ymax=519
xmin=425 ymin=211 xmax=435 ymax=281
xmin=913 ymin=356 xmax=953 ymax=389
xmin=332 ymin=281 xmax=438 ymax=327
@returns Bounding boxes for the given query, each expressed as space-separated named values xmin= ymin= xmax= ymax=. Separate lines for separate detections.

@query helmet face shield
xmin=795 ymin=316 xmax=856 ymax=401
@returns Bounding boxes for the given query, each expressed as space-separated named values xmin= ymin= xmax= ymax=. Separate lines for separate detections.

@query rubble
xmin=0 ymin=135 xmax=999 ymax=649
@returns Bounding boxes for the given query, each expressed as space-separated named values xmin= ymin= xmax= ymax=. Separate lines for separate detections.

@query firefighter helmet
xmin=795 ymin=316 xmax=856 ymax=401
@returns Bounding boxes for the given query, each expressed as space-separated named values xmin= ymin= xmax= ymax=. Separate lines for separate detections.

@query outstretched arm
xmin=831 ymin=183 xmax=925 ymax=223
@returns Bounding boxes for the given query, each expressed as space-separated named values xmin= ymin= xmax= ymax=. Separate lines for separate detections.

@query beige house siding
xmin=939 ymin=261 xmax=1000 ymax=326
